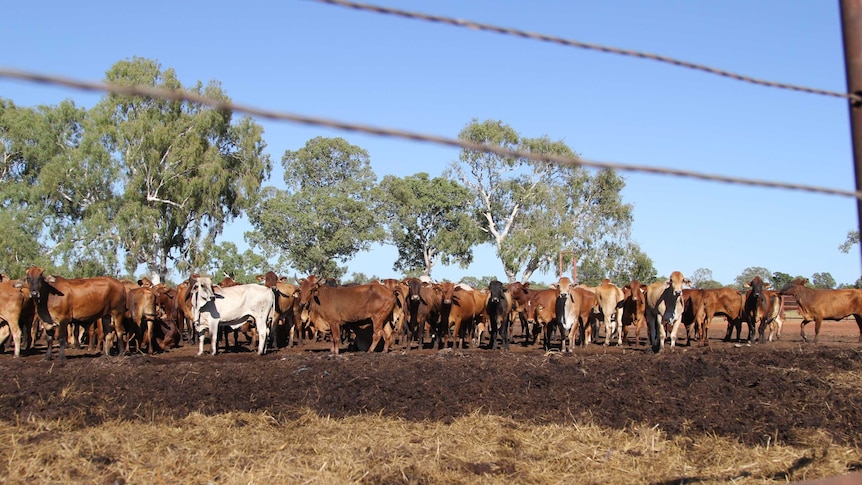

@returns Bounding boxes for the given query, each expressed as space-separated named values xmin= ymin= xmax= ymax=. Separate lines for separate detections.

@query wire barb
xmin=312 ymin=0 xmax=862 ymax=103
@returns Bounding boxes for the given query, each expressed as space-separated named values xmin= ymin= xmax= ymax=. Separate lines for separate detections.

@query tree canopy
xmin=448 ymin=119 xmax=650 ymax=284
xmin=247 ymin=136 xmax=384 ymax=278
xmin=379 ymin=172 xmax=482 ymax=277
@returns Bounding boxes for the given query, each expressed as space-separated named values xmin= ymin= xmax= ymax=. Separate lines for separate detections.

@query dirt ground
xmin=1 ymin=318 xmax=862 ymax=450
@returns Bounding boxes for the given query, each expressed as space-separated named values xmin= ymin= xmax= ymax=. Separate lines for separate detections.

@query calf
xmin=404 ymin=277 xmax=442 ymax=349
xmin=521 ymin=286 xmax=561 ymax=351
xmin=621 ymin=280 xmax=646 ymax=346
xmin=780 ymin=278 xmax=862 ymax=343
xmin=681 ymin=288 xmax=706 ymax=346
xmin=485 ymin=280 xmax=512 ymax=350
xmin=701 ymin=287 xmax=746 ymax=345
xmin=743 ymin=277 xmax=784 ymax=343
xmin=0 ymin=279 xmax=35 ymax=357
xmin=441 ymin=285 xmax=488 ymax=349
xmin=644 ymin=271 xmax=690 ymax=352
xmin=595 ymin=279 xmax=625 ymax=346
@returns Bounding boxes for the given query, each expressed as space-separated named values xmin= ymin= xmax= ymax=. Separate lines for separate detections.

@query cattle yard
xmin=1 ymin=318 xmax=862 ymax=483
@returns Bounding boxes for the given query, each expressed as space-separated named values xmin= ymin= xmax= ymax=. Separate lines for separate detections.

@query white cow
xmin=644 ymin=271 xmax=691 ymax=352
xmin=189 ymin=276 xmax=275 ymax=356
xmin=595 ymin=279 xmax=625 ymax=346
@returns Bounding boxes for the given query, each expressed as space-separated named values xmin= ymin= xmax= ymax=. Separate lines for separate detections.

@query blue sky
xmin=2 ymin=1 xmax=860 ymax=286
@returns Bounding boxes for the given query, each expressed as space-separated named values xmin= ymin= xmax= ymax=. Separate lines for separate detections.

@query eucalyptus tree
xmin=448 ymin=119 xmax=649 ymax=283
xmin=379 ymin=172 xmax=481 ymax=277
xmin=90 ymin=57 xmax=271 ymax=280
xmin=0 ymin=98 xmax=117 ymax=277
xmin=247 ymin=136 xmax=384 ymax=278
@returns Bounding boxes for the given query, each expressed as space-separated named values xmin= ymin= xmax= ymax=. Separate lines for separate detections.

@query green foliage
xmin=201 ymin=242 xmax=269 ymax=284
xmin=458 ymin=275 xmax=498 ymax=289
xmin=0 ymin=98 xmax=119 ymax=276
xmin=379 ymin=173 xmax=482 ymax=277
xmin=342 ymin=272 xmax=382 ymax=285
xmin=771 ymin=272 xmax=795 ymax=292
xmin=449 ymin=119 xmax=648 ymax=284
xmin=87 ymin=57 xmax=271 ymax=279
xmin=839 ymin=230 xmax=859 ymax=253
xmin=810 ymin=272 xmax=836 ymax=289
xmin=247 ymin=137 xmax=384 ymax=278
xmin=733 ymin=267 xmax=772 ymax=290
xmin=688 ymin=268 xmax=723 ymax=289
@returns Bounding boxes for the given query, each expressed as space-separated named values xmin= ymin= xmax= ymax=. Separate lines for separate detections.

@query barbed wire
xmin=2 ymin=67 xmax=860 ymax=199
xmin=313 ymin=0 xmax=861 ymax=103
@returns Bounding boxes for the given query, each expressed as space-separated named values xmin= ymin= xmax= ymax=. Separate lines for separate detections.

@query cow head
xmin=624 ymin=279 xmax=644 ymax=302
xmin=24 ymin=266 xmax=60 ymax=300
xmin=437 ymin=282 xmax=456 ymax=305
xmin=297 ymin=275 xmax=322 ymax=324
xmin=666 ymin=271 xmax=690 ymax=297
xmin=780 ymin=278 xmax=808 ymax=296
xmin=404 ymin=277 xmax=423 ymax=303
xmin=745 ymin=276 xmax=771 ymax=300
xmin=487 ymin=280 xmax=507 ymax=304
xmin=554 ymin=277 xmax=573 ymax=302
xmin=189 ymin=276 xmax=217 ymax=324
xmin=507 ymin=282 xmax=530 ymax=304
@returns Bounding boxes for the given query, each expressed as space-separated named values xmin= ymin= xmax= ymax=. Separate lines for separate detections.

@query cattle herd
xmin=0 ymin=267 xmax=861 ymax=360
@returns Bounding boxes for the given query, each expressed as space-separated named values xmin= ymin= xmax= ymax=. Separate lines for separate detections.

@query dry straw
xmin=2 ymin=410 xmax=860 ymax=484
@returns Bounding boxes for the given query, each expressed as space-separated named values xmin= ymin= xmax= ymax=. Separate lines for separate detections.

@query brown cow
xmin=257 ymin=272 xmax=301 ymax=348
xmin=743 ymin=276 xmax=785 ymax=343
xmin=378 ymin=278 xmax=408 ymax=349
xmin=298 ymin=275 xmax=396 ymax=354
xmin=124 ymin=282 xmax=159 ymax=355
xmin=440 ymin=284 xmax=488 ymax=349
xmin=506 ymin=282 xmax=542 ymax=344
xmin=22 ymin=266 xmax=126 ymax=360
xmin=621 ymin=280 xmax=646 ymax=346
xmin=403 ymin=277 xmax=442 ymax=350
xmin=0 ymin=279 xmax=35 ymax=357
xmin=681 ymin=288 xmax=706 ymax=346
xmin=152 ymin=283 xmax=182 ymax=349
xmin=522 ymin=286 xmax=561 ymax=351
xmin=644 ymin=271 xmax=690 ymax=352
xmin=701 ymin=287 xmax=746 ymax=345
xmin=780 ymin=278 xmax=862 ymax=343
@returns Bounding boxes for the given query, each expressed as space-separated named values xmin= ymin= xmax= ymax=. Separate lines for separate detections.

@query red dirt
xmin=2 ymin=318 xmax=862 ymax=449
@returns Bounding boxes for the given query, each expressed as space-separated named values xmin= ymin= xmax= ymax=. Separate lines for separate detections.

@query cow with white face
xmin=644 ymin=271 xmax=691 ymax=353
xmin=189 ymin=276 xmax=275 ymax=356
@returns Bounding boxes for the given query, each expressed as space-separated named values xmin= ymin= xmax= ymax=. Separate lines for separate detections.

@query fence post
xmin=841 ymin=0 xmax=862 ymax=272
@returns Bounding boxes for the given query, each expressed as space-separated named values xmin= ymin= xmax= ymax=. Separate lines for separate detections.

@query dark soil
xmin=2 ymin=319 xmax=862 ymax=447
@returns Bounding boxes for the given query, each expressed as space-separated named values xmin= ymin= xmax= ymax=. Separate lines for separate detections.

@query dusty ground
xmin=1 ymin=318 xmax=862 ymax=450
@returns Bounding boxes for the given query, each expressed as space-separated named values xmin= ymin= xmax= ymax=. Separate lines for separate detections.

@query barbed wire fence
xmin=1 ymin=67 xmax=859 ymax=201
xmin=0 ymin=2 xmax=860 ymax=205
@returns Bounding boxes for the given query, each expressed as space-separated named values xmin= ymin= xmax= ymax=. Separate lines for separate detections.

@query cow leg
xmin=800 ymin=319 xmax=810 ymax=343
xmin=854 ymin=315 xmax=862 ymax=344
xmin=669 ymin=319 xmax=682 ymax=349
xmin=501 ymin=316 xmax=510 ymax=351
xmin=646 ymin=314 xmax=660 ymax=353
xmin=44 ymin=326 xmax=55 ymax=361
xmin=813 ymin=318 xmax=822 ymax=344
xmin=330 ymin=323 xmax=341 ymax=355
xmin=211 ymin=323 xmax=220 ymax=355
xmin=196 ymin=328 xmax=206 ymax=356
